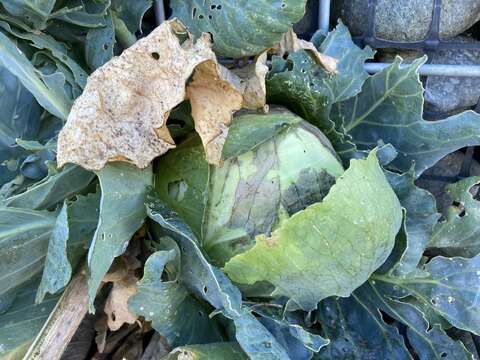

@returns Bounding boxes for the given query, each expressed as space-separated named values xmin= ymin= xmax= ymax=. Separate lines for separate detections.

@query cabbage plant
xmin=1 ymin=1 xmax=480 ymax=359
xmin=155 ymin=111 xmax=403 ymax=310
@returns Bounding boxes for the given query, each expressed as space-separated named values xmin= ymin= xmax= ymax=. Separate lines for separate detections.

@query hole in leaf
xmin=441 ymin=352 xmax=447 ymax=358
xmin=301 ymin=69 xmax=306 ymax=73
xmin=103 ymin=43 xmax=108 ymax=50
xmin=217 ymin=5 xmax=222 ymax=10
xmin=111 ymin=312 xmax=116 ymax=321
xmin=198 ymin=311 xmax=204 ymax=317
xmin=208 ymin=14 xmax=212 ymax=19
xmin=282 ymin=51 xmax=290 ymax=60
xmin=199 ymin=14 xmax=204 ymax=19
xmin=281 ymin=2 xmax=286 ymax=8
xmin=151 ymin=52 xmax=160 ymax=60
xmin=452 ymin=201 xmax=466 ymax=217
xmin=469 ymin=184 xmax=480 ymax=199
xmin=203 ymin=286 xmax=208 ymax=293
xmin=431 ymin=298 xmax=437 ymax=305
xmin=192 ymin=7 xmax=197 ymax=18
xmin=210 ymin=4 xmax=216 ymax=9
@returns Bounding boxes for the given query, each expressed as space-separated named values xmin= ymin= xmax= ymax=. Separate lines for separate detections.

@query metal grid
xmin=155 ymin=0 xmax=479 ymax=181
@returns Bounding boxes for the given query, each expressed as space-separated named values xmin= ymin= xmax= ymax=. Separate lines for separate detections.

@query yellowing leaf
xmin=57 ymin=19 xmax=244 ymax=170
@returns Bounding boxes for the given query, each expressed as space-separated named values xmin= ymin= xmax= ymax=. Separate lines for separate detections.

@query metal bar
xmin=154 ymin=0 xmax=166 ymax=25
xmin=318 ymin=0 xmax=331 ymax=34
xmin=364 ymin=63 xmax=480 ymax=77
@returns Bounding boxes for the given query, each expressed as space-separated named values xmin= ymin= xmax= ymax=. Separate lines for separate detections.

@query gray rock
xmin=425 ymin=37 xmax=480 ymax=114
xmin=332 ymin=0 xmax=480 ymax=42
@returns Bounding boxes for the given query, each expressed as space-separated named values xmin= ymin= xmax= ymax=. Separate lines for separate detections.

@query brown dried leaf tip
xmin=275 ymin=29 xmax=338 ymax=73
xmin=57 ymin=19 xmax=255 ymax=170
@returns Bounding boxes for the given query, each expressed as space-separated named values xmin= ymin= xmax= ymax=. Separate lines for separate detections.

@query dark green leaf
xmin=0 ymin=65 xmax=42 ymax=186
xmin=0 ymin=31 xmax=71 ymax=119
xmin=146 ymin=196 xmax=291 ymax=359
xmin=171 ymin=0 xmax=307 ymax=58
xmin=429 ymin=177 xmax=480 ymax=257
xmin=373 ymin=255 xmax=480 ymax=336
xmin=316 ymin=296 xmax=411 ymax=359
xmin=0 ymin=207 xmax=56 ymax=306
xmin=128 ymin=248 xmax=223 ymax=347
xmin=332 ymin=57 xmax=480 ymax=175
xmin=36 ymin=191 xmax=100 ymax=302
xmin=85 ymin=11 xmax=114 ymax=71
xmin=266 ymin=22 xmax=374 ymax=157
xmin=354 ymin=281 xmax=472 ymax=360
xmin=259 ymin=315 xmax=329 ymax=359
xmin=384 ymin=170 xmax=440 ymax=276
xmin=0 ymin=279 xmax=60 ymax=359
xmin=0 ymin=0 xmax=55 ymax=29
xmin=110 ymin=0 xmax=151 ymax=34
xmin=0 ymin=20 xmax=88 ymax=88
xmin=155 ymin=135 xmax=209 ymax=240
xmin=88 ymin=163 xmax=152 ymax=311
xmin=3 ymin=164 xmax=95 ymax=210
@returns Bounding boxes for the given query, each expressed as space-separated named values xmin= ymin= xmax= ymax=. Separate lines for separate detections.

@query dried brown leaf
xmin=187 ymin=61 xmax=243 ymax=164
xmin=104 ymin=272 xmax=139 ymax=331
xmin=275 ymin=29 xmax=338 ymax=73
xmin=233 ymin=51 xmax=269 ymax=110
xmin=57 ymin=19 xmax=244 ymax=170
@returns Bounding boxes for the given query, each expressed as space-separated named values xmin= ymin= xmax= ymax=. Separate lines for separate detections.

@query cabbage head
xmin=155 ymin=110 xmax=402 ymax=310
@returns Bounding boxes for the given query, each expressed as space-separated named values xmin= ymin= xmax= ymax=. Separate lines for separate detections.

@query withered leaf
xmin=187 ymin=60 xmax=243 ymax=164
xmin=104 ymin=272 xmax=139 ymax=331
xmin=233 ymin=51 xmax=269 ymax=111
xmin=57 ymin=19 xmax=244 ymax=170
xmin=275 ymin=29 xmax=338 ymax=73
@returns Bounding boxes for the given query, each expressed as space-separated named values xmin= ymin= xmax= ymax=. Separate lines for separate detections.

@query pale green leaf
xmin=171 ymin=0 xmax=307 ymax=58
xmin=87 ymin=163 xmax=152 ymax=311
xmin=224 ymin=151 xmax=402 ymax=310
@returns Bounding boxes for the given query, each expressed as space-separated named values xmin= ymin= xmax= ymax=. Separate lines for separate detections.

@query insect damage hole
xmin=151 ymin=52 xmax=160 ymax=60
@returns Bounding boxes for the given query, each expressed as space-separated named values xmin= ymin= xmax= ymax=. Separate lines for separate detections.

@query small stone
xmin=425 ymin=37 xmax=480 ymax=114
xmin=333 ymin=0 xmax=480 ymax=42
